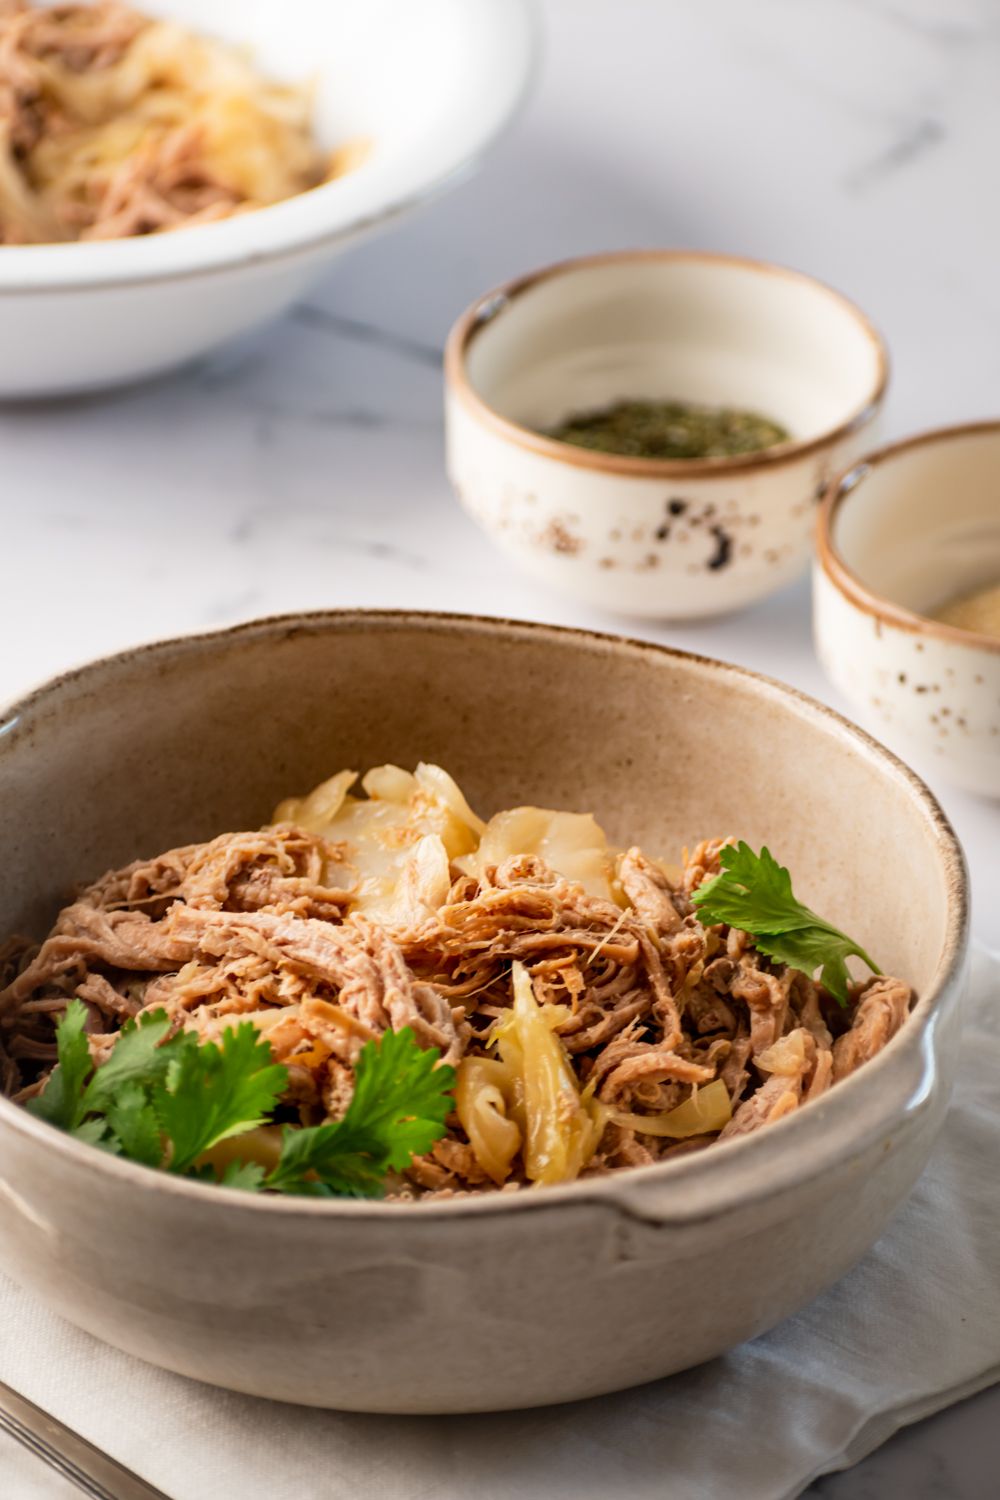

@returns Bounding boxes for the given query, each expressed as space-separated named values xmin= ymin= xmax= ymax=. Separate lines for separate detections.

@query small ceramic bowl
xmin=815 ymin=421 xmax=1000 ymax=798
xmin=0 ymin=611 xmax=967 ymax=1413
xmin=444 ymin=250 xmax=888 ymax=619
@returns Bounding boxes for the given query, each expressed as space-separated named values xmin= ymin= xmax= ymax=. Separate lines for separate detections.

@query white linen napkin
xmin=2 ymin=947 xmax=998 ymax=1500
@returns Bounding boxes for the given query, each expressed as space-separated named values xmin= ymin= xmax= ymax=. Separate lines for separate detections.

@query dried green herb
xmin=545 ymin=398 xmax=789 ymax=460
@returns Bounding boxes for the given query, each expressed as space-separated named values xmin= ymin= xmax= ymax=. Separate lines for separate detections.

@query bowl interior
xmin=832 ymin=427 xmax=1000 ymax=616
xmin=463 ymin=256 xmax=884 ymax=447
xmin=0 ymin=615 xmax=956 ymax=1009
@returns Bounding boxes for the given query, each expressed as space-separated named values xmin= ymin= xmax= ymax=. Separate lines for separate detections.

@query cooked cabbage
xmin=606 ymin=1079 xmax=732 ymax=1139
xmin=454 ymin=1056 xmax=522 ymax=1187
xmin=486 ymin=962 xmax=604 ymax=1185
xmin=456 ymin=806 xmax=614 ymax=900
xmin=272 ymin=763 xmax=482 ymax=926
xmin=755 ymin=1031 xmax=809 ymax=1076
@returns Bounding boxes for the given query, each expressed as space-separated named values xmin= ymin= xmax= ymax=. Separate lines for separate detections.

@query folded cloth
xmin=2 ymin=949 xmax=998 ymax=1500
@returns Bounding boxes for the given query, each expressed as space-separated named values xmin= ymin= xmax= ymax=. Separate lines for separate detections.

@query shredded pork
xmin=0 ymin=1 xmax=332 ymax=245
xmin=0 ymin=823 xmax=914 ymax=1196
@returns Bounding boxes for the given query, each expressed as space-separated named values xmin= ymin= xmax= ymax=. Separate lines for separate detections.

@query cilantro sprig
xmin=264 ymin=1028 xmax=455 ymax=1196
xmin=27 ymin=1002 xmax=454 ymax=1197
xmin=690 ymin=842 xmax=881 ymax=1007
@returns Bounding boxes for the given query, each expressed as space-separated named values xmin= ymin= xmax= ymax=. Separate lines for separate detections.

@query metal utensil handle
xmin=0 ymin=1379 xmax=172 ymax=1500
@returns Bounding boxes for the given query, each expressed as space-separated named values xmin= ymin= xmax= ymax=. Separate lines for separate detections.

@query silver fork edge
xmin=0 ymin=1380 xmax=172 ymax=1500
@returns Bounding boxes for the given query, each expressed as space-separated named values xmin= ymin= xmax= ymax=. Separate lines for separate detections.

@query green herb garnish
xmin=264 ymin=1028 xmax=455 ymax=1197
xmin=28 ymin=1003 xmax=454 ymax=1197
xmin=690 ymin=843 xmax=881 ymax=1007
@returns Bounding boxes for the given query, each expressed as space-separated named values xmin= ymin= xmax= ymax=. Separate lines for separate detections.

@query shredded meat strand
xmin=0 ymin=0 xmax=330 ymax=244
xmin=0 ymin=821 xmax=914 ymax=1193
xmin=832 ymin=976 xmax=912 ymax=1082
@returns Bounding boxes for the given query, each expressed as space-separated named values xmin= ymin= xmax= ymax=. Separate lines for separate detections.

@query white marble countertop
xmin=1 ymin=0 xmax=997 ymax=1494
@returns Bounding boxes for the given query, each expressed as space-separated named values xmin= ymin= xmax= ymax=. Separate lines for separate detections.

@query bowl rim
xmin=817 ymin=418 xmax=1000 ymax=657
xmin=444 ymin=247 xmax=890 ymax=479
xmin=0 ymin=608 xmax=968 ymax=1227
xmin=0 ymin=0 xmax=538 ymax=294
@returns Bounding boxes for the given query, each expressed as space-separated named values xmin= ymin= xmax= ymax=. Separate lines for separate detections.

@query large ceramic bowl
xmin=0 ymin=0 xmax=536 ymax=397
xmin=0 ymin=612 xmax=967 ymax=1413
xmin=815 ymin=421 xmax=1000 ymax=797
xmin=445 ymin=251 xmax=887 ymax=619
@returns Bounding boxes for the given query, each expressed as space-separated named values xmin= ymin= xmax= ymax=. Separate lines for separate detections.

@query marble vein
xmin=843 ymin=116 xmax=947 ymax=192
xmin=290 ymin=303 xmax=443 ymax=369
xmin=841 ymin=0 xmax=984 ymax=45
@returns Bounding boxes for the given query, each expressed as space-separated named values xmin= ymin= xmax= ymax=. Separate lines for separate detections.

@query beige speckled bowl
xmin=815 ymin=421 xmax=1000 ymax=797
xmin=445 ymin=251 xmax=888 ymax=619
xmin=0 ymin=612 xmax=967 ymax=1413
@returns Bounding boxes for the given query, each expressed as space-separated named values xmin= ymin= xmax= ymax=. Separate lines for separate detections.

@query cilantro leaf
xmin=186 ymin=1159 xmax=273 ymax=1192
xmin=691 ymin=842 xmax=881 ymax=1007
xmin=344 ymin=1027 xmax=456 ymax=1171
xmin=81 ymin=1010 xmax=172 ymax=1115
xmin=72 ymin=1116 xmax=119 ymax=1151
xmin=24 ymin=1004 xmax=453 ymax=1199
xmin=26 ymin=999 xmax=93 ymax=1131
xmin=265 ymin=1120 xmax=389 ymax=1197
xmin=152 ymin=1024 xmax=288 ymax=1174
xmin=104 ymin=1081 xmax=163 ymax=1167
xmin=27 ymin=1004 xmax=173 ymax=1138
xmin=266 ymin=1027 xmax=455 ymax=1197
xmin=219 ymin=1160 xmax=268 ymax=1192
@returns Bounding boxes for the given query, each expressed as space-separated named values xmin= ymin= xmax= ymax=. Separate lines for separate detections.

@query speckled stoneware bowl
xmin=445 ymin=251 xmax=888 ymax=619
xmin=0 ymin=612 xmax=967 ymax=1413
xmin=815 ymin=421 xmax=1000 ymax=797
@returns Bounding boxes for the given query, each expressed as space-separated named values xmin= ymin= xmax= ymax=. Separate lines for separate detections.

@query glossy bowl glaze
xmin=0 ymin=612 xmax=967 ymax=1412
xmin=445 ymin=251 xmax=887 ymax=619
xmin=0 ymin=0 xmax=536 ymax=397
xmin=815 ymin=421 xmax=1000 ymax=797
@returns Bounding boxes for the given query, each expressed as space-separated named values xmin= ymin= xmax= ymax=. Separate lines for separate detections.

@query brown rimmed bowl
xmin=0 ymin=611 xmax=967 ymax=1411
xmin=815 ymin=420 xmax=1000 ymax=797
xmin=445 ymin=250 xmax=888 ymax=619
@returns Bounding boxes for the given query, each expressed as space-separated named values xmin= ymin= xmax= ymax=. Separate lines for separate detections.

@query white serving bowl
xmin=445 ymin=251 xmax=887 ymax=620
xmin=815 ymin=421 xmax=1000 ymax=798
xmin=0 ymin=0 xmax=536 ymax=397
xmin=0 ymin=611 xmax=967 ymax=1412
